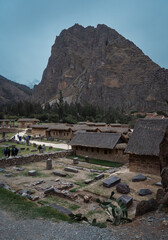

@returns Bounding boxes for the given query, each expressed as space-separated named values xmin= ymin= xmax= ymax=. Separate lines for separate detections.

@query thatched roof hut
xmin=125 ymin=119 xmax=168 ymax=157
xmin=69 ymin=132 xmax=122 ymax=149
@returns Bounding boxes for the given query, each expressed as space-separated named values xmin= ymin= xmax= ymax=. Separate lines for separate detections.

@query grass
xmin=75 ymin=180 xmax=86 ymax=188
xmin=0 ymin=188 xmax=70 ymax=222
xmin=0 ymin=132 xmax=16 ymax=139
xmin=38 ymin=196 xmax=80 ymax=211
xmin=0 ymin=141 xmax=63 ymax=159
xmin=69 ymin=188 xmax=79 ymax=192
xmin=87 ymin=173 xmax=98 ymax=178
xmin=87 ymin=209 xmax=104 ymax=217
xmin=14 ymin=169 xmax=50 ymax=178
xmin=68 ymin=155 xmax=123 ymax=168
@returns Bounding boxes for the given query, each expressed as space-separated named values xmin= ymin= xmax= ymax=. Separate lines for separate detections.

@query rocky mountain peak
xmin=32 ymin=24 xmax=168 ymax=113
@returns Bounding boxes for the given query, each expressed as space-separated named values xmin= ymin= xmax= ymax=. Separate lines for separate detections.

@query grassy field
xmin=68 ymin=155 xmax=123 ymax=168
xmin=0 ymin=188 xmax=70 ymax=222
xmin=0 ymin=141 xmax=63 ymax=158
xmin=0 ymin=132 xmax=16 ymax=139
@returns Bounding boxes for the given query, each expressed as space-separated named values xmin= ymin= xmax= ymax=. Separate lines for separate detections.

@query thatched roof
xmin=17 ymin=118 xmax=39 ymax=122
xmin=47 ymin=124 xmax=71 ymax=131
xmin=125 ymin=119 xmax=168 ymax=156
xmin=86 ymin=122 xmax=106 ymax=127
xmin=72 ymin=125 xmax=97 ymax=132
xmin=32 ymin=124 xmax=52 ymax=129
xmin=98 ymin=127 xmax=129 ymax=134
xmin=0 ymin=119 xmax=16 ymax=122
xmin=69 ymin=132 xmax=121 ymax=149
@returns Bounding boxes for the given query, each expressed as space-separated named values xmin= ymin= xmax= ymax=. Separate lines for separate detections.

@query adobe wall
xmin=32 ymin=129 xmax=47 ymax=137
xmin=0 ymin=150 xmax=73 ymax=168
xmin=72 ymin=146 xmax=128 ymax=163
xmin=129 ymin=154 xmax=160 ymax=175
xmin=48 ymin=130 xmax=72 ymax=140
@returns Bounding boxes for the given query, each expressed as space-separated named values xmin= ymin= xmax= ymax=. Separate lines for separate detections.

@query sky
xmin=0 ymin=0 xmax=168 ymax=88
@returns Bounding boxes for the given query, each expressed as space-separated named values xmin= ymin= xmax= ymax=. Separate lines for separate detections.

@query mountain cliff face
xmin=32 ymin=24 xmax=168 ymax=113
xmin=0 ymin=75 xmax=32 ymax=106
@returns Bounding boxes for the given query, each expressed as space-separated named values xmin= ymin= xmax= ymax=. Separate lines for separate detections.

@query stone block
xmin=53 ymin=171 xmax=67 ymax=177
xmin=132 ymin=174 xmax=147 ymax=182
xmin=28 ymin=170 xmax=37 ymax=176
xmin=73 ymin=157 xmax=79 ymax=164
xmin=103 ymin=176 xmax=121 ymax=188
xmin=5 ymin=173 xmax=12 ymax=177
xmin=50 ymin=203 xmax=72 ymax=216
xmin=13 ymin=167 xmax=24 ymax=171
xmin=46 ymin=158 xmax=52 ymax=170
xmin=116 ymin=182 xmax=130 ymax=194
xmin=155 ymin=182 xmax=162 ymax=187
xmin=139 ymin=189 xmax=152 ymax=196
xmin=64 ymin=167 xmax=78 ymax=173
xmin=95 ymin=173 xmax=104 ymax=180
xmin=117 ymin=195 xmax=133 ymax=208
xmin=84 ymin=179 xmax=94 ymax=184
xmin=18 ymin=189 xmax=31 ymax=195
xmin=44 ymin=187 xmax=55 ymax=195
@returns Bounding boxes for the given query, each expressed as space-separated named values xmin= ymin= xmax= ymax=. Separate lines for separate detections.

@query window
xmin=91 ymin=148 xmax=94 ymax=152
xmin=81 ymin=146 xmax=83 ymax=150
xmin=97 ymin=148 xmax=99 ymax=153
xmin=104 ymin=149 xmax=107 ymax=154
xmin=86 ymin=147 xmax=88 ymax=151
xmin=76 ymin=146 xmax=78 ymax=150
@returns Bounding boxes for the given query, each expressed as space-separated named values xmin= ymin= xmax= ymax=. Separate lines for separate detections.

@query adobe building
xmin=69 ymin=132 xmax=128 ymax=163
xmin=17 ymin=118 xmax=40 ymax=128
xmin=31 ymin=124 xmax=51 ymax=137
xmin=0 ymin=119 xmax=16 ymax=128
xmin=46 ymin=124 xmax=73 ymax=140
xmin=125 ymin=118 xmax=168 ymax=175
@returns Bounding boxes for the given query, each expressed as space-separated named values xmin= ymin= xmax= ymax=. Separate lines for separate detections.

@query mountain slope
xmin=0 ymin=75 xmax=32 ymax=106
xmin=32 ymin=24 xmax=168 ymax=113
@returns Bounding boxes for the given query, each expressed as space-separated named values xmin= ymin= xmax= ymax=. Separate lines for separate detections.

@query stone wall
xmin=0 ymin=150 xmax=73 ymax=168
xmin=129 ymin=154 xmax=160 ymax=175
xmin=72 ymin=146 xmax=128 ymax=163
xmin=160 ymin=131 xmax=168 ymax=170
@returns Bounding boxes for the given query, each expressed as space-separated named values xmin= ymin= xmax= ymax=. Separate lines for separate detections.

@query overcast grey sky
xmin=0 ymin=0 xmax=168 ymax=87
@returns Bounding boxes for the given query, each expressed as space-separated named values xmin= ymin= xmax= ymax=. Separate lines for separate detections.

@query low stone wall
xmin=0 ymin=150 xmax=73 ymax=168
xmin=129 ymin=154 xmax=160 ymax=175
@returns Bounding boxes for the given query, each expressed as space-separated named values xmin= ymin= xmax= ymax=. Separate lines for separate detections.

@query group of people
xmin=3 ymin=146 xmax=18 ymax=157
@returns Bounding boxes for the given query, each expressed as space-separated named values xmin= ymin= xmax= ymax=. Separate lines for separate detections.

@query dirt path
xmin=14 ymin=130 xmax=71 ymax=150
xmin=0 ymin=209 xmax=168 ymax=240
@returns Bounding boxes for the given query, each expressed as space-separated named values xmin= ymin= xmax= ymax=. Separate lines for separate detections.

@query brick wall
xmin=129 ymin=154 xmax=160 ymax=175
xmin=0 ymin=150 xmax=73 ymax=168
xmin=72 ymin=146 xmax=128 ymax=163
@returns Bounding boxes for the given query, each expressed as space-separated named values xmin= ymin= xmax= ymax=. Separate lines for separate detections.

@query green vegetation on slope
xmin=0 ymin=188 xmax=70 ymax=222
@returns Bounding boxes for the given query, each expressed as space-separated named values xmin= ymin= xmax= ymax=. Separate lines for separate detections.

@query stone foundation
xmin=0 ymin=150 xmax=73 ymax=168
xmin=129 ymin=154 xmax=160 ymax=175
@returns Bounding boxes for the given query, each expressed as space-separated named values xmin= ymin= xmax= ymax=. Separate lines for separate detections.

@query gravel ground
xmin=0 ymin=210 xmax=168 ymax=240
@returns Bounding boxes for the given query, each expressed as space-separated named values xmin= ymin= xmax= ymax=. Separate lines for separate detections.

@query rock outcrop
xmin=32 ymin=24 xmax=168 ymax=113
xmin=0 ymin=75 xmax=32 ymax=106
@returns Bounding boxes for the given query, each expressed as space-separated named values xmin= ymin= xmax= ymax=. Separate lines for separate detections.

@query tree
xmin=57 ymin=91 xmax=64 ymax=121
